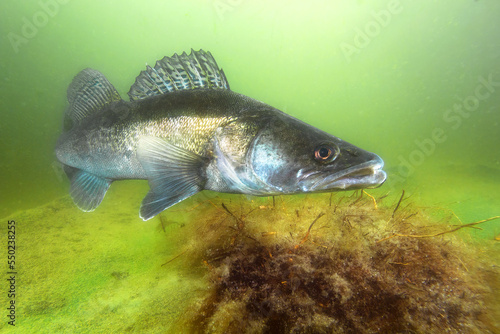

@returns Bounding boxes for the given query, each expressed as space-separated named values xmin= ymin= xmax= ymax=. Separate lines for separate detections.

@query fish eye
xmin=314 ymin=143 xmax=339 ymax=163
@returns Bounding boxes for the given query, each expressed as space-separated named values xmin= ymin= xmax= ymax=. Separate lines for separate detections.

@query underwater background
xmin=1 ymin=0 xmax=499 ymax=333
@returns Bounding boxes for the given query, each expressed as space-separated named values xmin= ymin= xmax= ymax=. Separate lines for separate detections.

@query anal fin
xmin=137 ymin=137 xmax=207 ymax=221
xmin=64 ymin=165 xmax=111 ymax=212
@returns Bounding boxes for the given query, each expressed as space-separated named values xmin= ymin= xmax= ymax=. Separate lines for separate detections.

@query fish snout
xmin=299 ymin=153 xmax=387 ymax=192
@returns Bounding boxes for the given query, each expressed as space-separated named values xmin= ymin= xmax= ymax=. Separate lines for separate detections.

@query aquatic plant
xmin=167 ymin=191 xmax=499 ymax=334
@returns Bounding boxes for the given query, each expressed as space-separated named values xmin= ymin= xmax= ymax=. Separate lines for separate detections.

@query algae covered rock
xmin=169 ymin=191 xmax=499 ymax=334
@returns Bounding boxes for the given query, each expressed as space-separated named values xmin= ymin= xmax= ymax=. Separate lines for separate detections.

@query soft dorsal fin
xmin=127 ymin=49 xmax=230 ymax=101
xmin=65 ymin=68 xmax=122 ymax=128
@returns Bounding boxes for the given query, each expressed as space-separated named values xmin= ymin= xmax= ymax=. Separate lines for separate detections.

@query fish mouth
xmin=299 ymin=156 xmax=387 ymax=192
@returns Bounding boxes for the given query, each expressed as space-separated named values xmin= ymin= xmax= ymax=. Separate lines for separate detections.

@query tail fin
xmin=63 ymin=68 xmax=122 ymax=131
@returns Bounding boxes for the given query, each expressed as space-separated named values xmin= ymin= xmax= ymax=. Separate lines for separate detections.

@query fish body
xmin=56 ymin=50 xmax=386 ymax=220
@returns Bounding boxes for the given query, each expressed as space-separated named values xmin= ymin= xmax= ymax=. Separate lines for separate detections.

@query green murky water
xmin=1 ymin=0 xmax=499 ymax=332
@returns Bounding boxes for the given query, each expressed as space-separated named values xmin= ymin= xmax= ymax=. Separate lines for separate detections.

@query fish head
xmin=248 ymin=113 xmax=387 ymax=194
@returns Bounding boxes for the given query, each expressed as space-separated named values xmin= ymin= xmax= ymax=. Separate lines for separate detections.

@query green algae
xmin=1 ymin=183 xmax=499 ymax=333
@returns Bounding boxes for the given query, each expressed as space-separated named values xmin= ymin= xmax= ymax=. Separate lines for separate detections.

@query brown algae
xmin=165 ymin=191 xmax=499 ymax=334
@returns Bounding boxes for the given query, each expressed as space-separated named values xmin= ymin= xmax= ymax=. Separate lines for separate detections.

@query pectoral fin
xmin=137 ymin=137 xmax=207 ymax=221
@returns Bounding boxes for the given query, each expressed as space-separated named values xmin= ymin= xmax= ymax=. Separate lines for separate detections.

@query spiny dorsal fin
xmin=65 ymin=68 xmax=122 ymax=128
xmin=127 ymin=49 xmax=230 ymax=101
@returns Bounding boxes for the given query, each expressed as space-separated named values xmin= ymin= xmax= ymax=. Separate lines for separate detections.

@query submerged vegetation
xmin=166 ymin=191 xmax=499 ymax=333
xmin=9 ymin=187 xmax=498 ymax=332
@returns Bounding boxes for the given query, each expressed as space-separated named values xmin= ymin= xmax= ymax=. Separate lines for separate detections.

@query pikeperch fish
xmin=55 ymin=50 xmax=386 ymax=220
